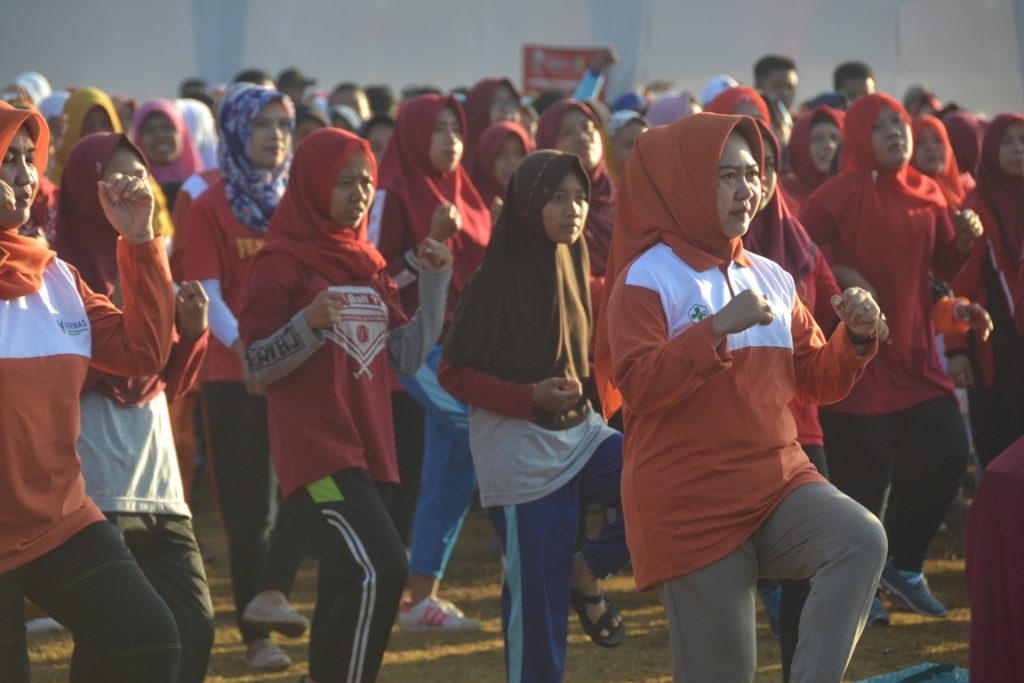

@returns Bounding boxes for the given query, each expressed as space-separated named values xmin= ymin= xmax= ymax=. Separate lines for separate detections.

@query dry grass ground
xmin=28 ymin=499 xmax=971 ymax=682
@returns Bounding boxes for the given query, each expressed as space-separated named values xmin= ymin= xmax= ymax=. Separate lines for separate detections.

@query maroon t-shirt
xmin=239 ymin=251 xmax=407 ymax=495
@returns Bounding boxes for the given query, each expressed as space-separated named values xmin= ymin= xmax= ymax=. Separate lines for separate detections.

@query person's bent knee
xmin=845 ymin=505 xmax=888 ymax=573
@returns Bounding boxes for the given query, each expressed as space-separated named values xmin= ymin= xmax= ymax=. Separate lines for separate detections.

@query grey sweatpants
xmin=656 ymin=483 xmax=886 ymax=683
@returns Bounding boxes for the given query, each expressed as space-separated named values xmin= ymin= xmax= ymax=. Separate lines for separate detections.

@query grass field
xmin=28 ymin=498 xmax=971 ymax=682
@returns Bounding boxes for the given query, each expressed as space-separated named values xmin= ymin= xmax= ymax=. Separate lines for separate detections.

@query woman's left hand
xmin=417 ymin=237 xmax=453 ymax=272
xmin=831 ymin=287 xmax=880 ymax=339
xmin=97 ymin=173 xmax=155 ymax=244
xmin=953 ymin=209 xmax=983 ymax=254
xmin=176 ymin=281 xmax=209 ymax=340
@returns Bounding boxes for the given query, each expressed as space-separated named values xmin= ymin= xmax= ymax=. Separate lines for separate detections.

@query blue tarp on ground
xmin=857 ymin=663 xmax=969 ymax=683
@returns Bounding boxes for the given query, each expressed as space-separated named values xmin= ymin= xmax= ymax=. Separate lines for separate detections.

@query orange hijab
xmin=911 ymin=114 xmax=966 ymax=209
xmin=0 ymin=102 xmax=54 ymax=299
xmin=595 ymin=113 xmax=763 ymax=417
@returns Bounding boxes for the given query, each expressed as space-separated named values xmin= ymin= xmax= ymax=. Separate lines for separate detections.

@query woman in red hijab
xmin=239 ymin=127 xmax=452 ymax=682
xmin=469 ymin=120 xmax=533 ymax=215
xmin=782 ymin=105 xmax=844 ymax=215
xmin=704 ymin=85 xmax=772 ymax=123
xmin=374 ymin=94 xmax=491 ymax=631
xmin=944 ymin=113 xmax=1024 ymax=470
xmin=595 ymin=111 xmax=883 ymax=682
xmin=0 ymin=103 xmax=180 ymax=681
xmin=800 ymin=93 xmax=982 ymax=620
xmin=536 ymin=99 xmax=617 ymax=279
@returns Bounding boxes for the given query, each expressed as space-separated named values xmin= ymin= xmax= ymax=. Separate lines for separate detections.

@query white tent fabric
xmin=4 ymin=0 xmax=1022 ymax=114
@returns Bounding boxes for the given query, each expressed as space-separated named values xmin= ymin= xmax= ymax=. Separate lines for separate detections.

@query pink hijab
xmin=132 ymin=99 xmax=204 ymax=185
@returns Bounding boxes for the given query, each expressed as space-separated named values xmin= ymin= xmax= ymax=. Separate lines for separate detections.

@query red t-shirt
xmin=238 ymin=252 xmax=408 ymax=495
xmin=183 ymin=180 xmax=265 ymax=382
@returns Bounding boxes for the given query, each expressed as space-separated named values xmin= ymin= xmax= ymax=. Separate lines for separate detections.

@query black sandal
xmin=570 ymin=589 xmax=626 ymax=649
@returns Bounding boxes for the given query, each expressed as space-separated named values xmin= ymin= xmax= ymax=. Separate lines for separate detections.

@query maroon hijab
xmin=974 ymin=113 xmax=1024 ymax=263
xmin=744 ymin=120 xmax=817 ymax=283
xmin=536 ymin=99 xmax=617 ymax=277
xmin=943 ymin=111 xmax=984 ymax=177
xmin=464 ymin=77 xmax=520 ymax=170
xmin=469 ymin=121 xmax=534 ymax=209
xmin=54 ymin=133 xmax=141 ymax=298
xmin=54 ymin=132 xmax=169 ymax=406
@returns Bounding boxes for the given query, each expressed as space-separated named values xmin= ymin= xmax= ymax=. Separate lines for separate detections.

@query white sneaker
xmin=242 ymin=590 xmax=309 ymax=638
xmin=399 ymin=596 xmax=481 ymax=632
xmin=245 ymin=638 xmax=292 ymax=671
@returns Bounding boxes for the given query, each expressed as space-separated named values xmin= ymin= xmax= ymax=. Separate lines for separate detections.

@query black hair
xmin=532 ymin=89 xmax=566 ymax=115
xmin=233 ymin=68 xmax=275 ymax=88
xmin=754 ymin=55 xmax=797 ymax=85
xmin=364 ymin=85 xmax=396 ymax=117
xmin=359 ymin=113 xmax=396 ymax=139
xmin=833 ymin=62 xmax=874 ymax=91
xmin=401 ymin=85 xmax=443 ymax=99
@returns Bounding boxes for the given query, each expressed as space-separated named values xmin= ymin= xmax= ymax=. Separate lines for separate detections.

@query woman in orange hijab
xmin=0 ymin=103 xmax=180 ymax=680
xmin=595 ymin=112 xmax=885 ymax=681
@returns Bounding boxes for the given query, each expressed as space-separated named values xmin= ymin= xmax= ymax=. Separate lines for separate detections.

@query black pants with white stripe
xmin=289 ymin=468 xmax=409 ymax=682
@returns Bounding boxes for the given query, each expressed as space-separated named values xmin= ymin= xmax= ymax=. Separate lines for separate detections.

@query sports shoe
xmin=245 ymin=638 xmax=292 ymax=672
xmin=880 ymin=560 xmax=947 ymax=617
xmin=399 ymin=596 xmax=481 ymax=632
xmin=25 ymin=617 xmax=65 ymax=634
xmin=758 ymin=583 xmax=782 ymax=639
xmin=868 ymin=594 xmax=890 ymax=625
xmin=242 ymin=590 xmax=309 ymax=638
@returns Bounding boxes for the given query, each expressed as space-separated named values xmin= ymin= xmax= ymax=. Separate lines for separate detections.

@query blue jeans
xmin=500 ymin=434 xmax=629 ymax=683
xmin=398 ymin=345 xmax=476 ymax=579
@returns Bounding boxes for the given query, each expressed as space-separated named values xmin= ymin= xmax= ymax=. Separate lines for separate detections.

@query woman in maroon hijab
xmin=374 ymin=94 xmax=492 ymax=632
xmin=463 ymin=77 xmax=521 ymax=171
xmin=945 ymin=113 xmax=1024 ymax=470
xmin=469 ymin=120 xmax=533 ymax=215
xmin=781 ymin=105 xmax=844 ymax=215
xmin=536 ymin=99 xmax=617 ymax=280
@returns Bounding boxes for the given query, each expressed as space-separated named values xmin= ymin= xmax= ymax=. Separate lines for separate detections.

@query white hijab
xmin=176 ymin=97 xmax=219 ymax=169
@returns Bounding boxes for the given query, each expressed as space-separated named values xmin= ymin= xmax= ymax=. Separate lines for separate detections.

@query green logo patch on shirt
xmin=688 ymin=304 xmax=711 ymax=323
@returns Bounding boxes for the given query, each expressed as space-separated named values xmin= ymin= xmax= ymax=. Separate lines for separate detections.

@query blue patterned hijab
xmin=217 ymin=84 xmax=295 ymax=232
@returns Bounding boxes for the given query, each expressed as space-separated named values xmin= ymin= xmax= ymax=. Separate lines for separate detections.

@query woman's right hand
xmin=303 ymin=289 xmax=346 ymax=331
xmin=532 ymin=377 xmax=583 ymax=413
xmin=429 ymin=202 xmax=461 ymax=242
xmin=711 ymin=289 xmax=774 ymax=344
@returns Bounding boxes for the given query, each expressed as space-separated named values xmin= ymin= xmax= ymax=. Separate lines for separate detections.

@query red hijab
xmin=536 ymin=99 xmax=618 ymax=276
xmin=803 ymin=93 xmax=946 ymax=360
xmin=0 ymin=102 xmax=54 ymax=299
xmin=258 ymin=128 xmax=386 ymax=283
xmin=469 ymin=121 xmax=534 ymax=209
xmin=464 ymin=77 xmax=520 ymax=169
xmin=595 ymin=113 xmax=762 ymax=416
xmin=705 ymin=86 xmax=771 ymax=123
xmin=744 ymin=120 xmax=817 ymax=283
xmin=912 ymin=114 xmax=966 ymax=209
xmin=377 ymin=94 xmax=491 ymax=292
xmin=54 ymin=133 xmax=141 ymax=297
xmin=974 ymin=112 xmax=1024 ymax=264
xmin=784 ymin=105 xmax=845 ymax=204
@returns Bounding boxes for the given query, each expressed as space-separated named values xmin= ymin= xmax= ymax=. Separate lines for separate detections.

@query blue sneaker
xmin=868 ymin=594 xmax=890 ymax=625
xmin=759 ymin=583 xmax=781 ymax=638
xmin=880 ymin=560 xmax=947 ymax=617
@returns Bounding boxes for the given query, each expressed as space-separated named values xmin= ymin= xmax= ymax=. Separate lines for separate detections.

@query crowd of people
xmin=1 ymin=48 xmax=1022 ymax=683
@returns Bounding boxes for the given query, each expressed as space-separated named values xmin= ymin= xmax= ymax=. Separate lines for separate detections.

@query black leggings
xmin=202 ymin=381 xmax=276 ymax=643
xmin=821 ymin=396 xmax=968 ymax=572
xmin=0 ymin=521 xmax=180 ymax=682
xmin=289 ymin=468 xmax=409 ymax=683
